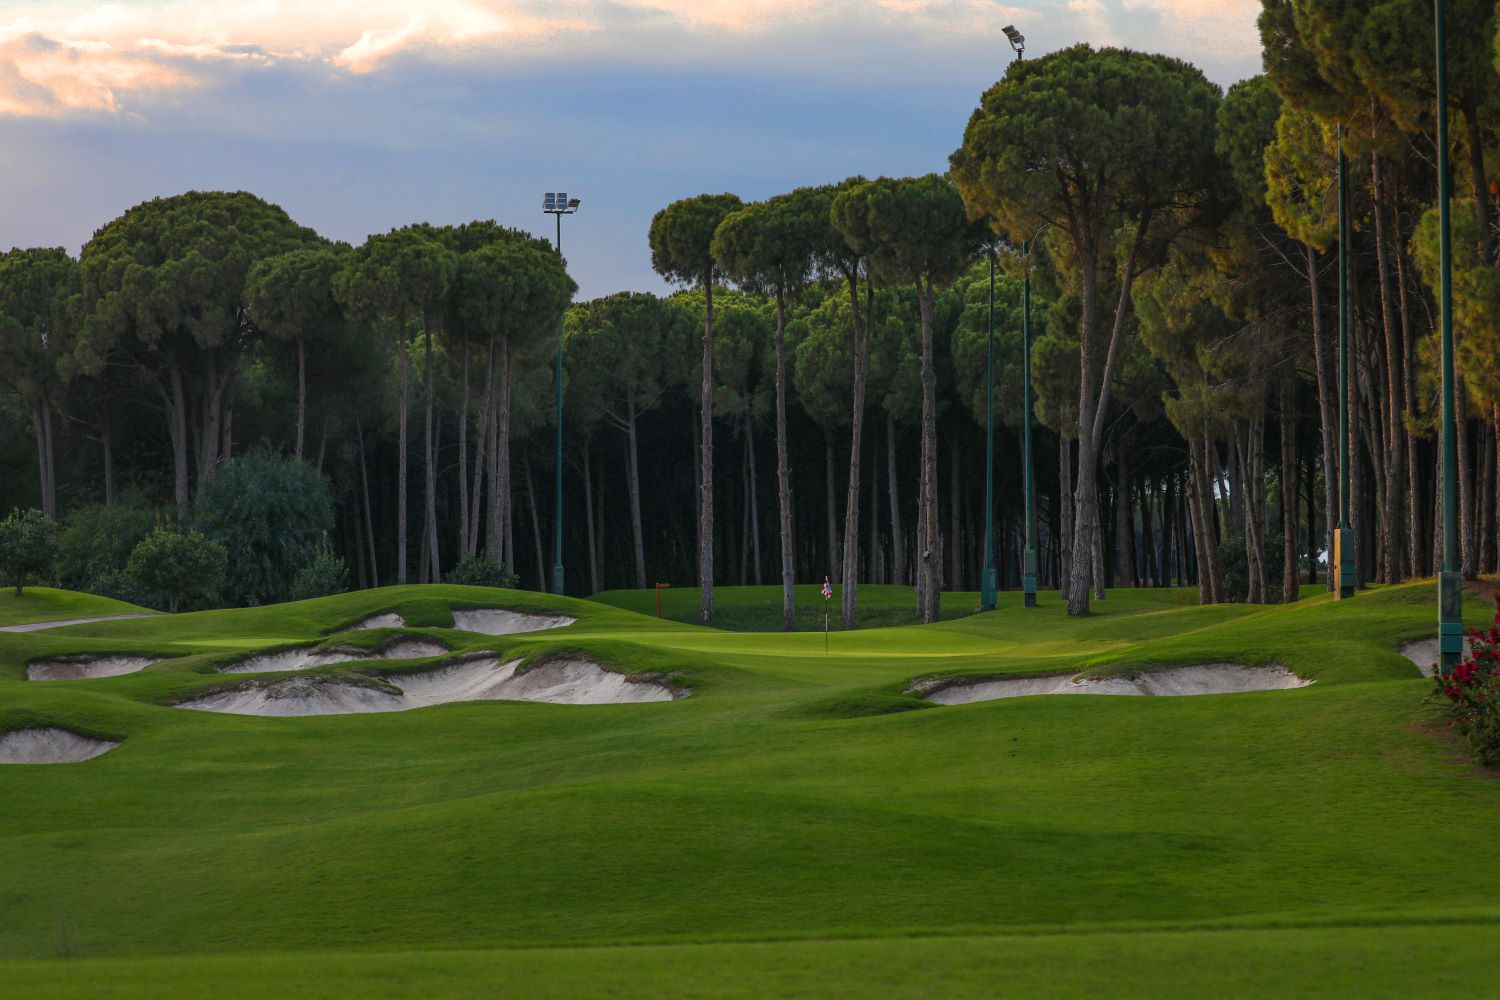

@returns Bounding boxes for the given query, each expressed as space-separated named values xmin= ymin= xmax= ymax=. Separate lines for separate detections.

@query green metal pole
xmin=1335 ymin=127 xmax=1356 ymax=600
xmin=981 ymin=248 xmax=997 ymax=611
xmin=552 ymin=212 xmax=565 ymax=596
xmin=1436 ymin=0 xmax=1463 ymax=672
xmin=1022 ymin=243 xmax=1038 ymax=608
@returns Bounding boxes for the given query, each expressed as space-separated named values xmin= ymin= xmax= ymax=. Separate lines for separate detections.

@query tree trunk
xmin=295 ymin=336 xmax=306 ymax=462
xmin=915 ymin=276 xmax=942 ymax=623
xmin=168 ymin=362 xmax=191 ymax=523
xmin=1281 ymin=378 xmax=1299 ymax=602
xmin=457 ymin=332 xmax=470 ymax=557
xmin=1059 ymin=433 xmax=1073 ymax=602
xmin=1304 ymin=246 xmax=1338 ymax=591
xmin=950 ymin=436 xmax=963 ymax=591
xmin=886 ymin=412 xmax=904 ymax=587
xmin=99 ymin=404 xmax=114 ymax=508
xmin=583 ymin=439 xmax=600 ymax=595
xmin=423 ymin=326 xmax=440 ymax=584
xmin=1369 ymin=151 xmax=1403 ymax=584
xmin=468 ymin=337 xmax=494 ymax=560
xmin=748 ymin=420 xmax=762 ymax=586
xmin=824 ymin=434 xmax=840 ymax=584
xmin=1115 ymin=449 xmax=1135 ymax=588
xmin=774 ymin=291 xmax=796 ymax=629
xmin=357 ymin=418 xmax=378 ymax=588
xmin=625 ymin=396 xmax=647 ymax=590
xmin=526 ymin=456 xmax=546 ymax=591
xmin=698 ymin=277 xmax=716 ymax=623
xmin=490 ymin=339 xmax=511 ymax=567
xmin=33 ymin=401 xmax=55 ymax=520
xmin=840 ymin=275 xmax=871 ymax=629
xmin=396 ymin=330 xmax=409 ymax=583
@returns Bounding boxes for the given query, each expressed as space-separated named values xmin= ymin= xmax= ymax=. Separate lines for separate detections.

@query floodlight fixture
xmin=542 ymin=191 xmax=580 ymax=215
xmin=1002 ymin=24 xmax=1025 ymax=59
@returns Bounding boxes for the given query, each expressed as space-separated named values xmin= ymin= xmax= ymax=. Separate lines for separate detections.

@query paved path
xmin=0 ymin=613 xmax=157 ymax=633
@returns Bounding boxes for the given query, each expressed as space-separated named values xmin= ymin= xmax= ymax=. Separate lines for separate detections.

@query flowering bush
xmin=1433 ymin=595 xmax=1500 ymax=765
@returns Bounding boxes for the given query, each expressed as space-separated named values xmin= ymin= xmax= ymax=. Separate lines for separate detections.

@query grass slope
xmin=0 ymin=587 xmax=151 ymax=628
xmin=1 ymin=580 xmax=1497 ymax=995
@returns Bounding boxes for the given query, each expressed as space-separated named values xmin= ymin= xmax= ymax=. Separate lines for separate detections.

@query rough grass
xmin=1 ymin=579 xmax=1497 ymax=995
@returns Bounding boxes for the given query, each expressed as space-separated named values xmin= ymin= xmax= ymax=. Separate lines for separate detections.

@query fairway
xmin=2 ymin=580 xmax=1499 ymax=996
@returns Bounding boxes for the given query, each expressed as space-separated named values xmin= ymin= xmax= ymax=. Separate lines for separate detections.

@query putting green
xmin=1 ymin=580 xmax=1496 ymax=996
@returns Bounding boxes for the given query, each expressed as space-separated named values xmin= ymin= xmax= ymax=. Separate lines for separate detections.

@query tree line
xmin=0 ymin=5 xmax=1495 ymax=626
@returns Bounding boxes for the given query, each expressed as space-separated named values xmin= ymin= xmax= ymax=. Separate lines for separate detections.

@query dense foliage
xmin=126 ymin=528 xmax=226 ymax=613
xmin=0 ymin=508 xmax=57 ymax=596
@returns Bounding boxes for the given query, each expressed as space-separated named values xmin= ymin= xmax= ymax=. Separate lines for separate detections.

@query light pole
xmin=1333 ymin=130 xmax=1356 ymax=600
xmin=542 ymin=191 xmax=580 ymax=596
xmin=1435 ymin=0 xmax=1463 ymax=672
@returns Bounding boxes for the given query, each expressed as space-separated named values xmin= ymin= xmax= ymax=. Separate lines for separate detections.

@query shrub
xmin=288 ymin=536 xmax=349 ymax=602
xmin=84 ymin=569 xmax=167 ymax=611
xmin=194 ymin=451 xmax=334 ymax=606
xmin=444 ymin=556 xmax=519 ymax=590
xmin=0 ymin=508 xmax=59 ymax=596
xmin=58 ymin=498 xmax=157 ymax=590
xmin=1433 ymin=595 xmax=1500 ymax=766
xmin=126 ymin=528 xmax=226 ymax=613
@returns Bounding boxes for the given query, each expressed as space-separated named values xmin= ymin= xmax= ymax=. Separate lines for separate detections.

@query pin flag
xmin=822 ymin=577 xmax=832 ymax=601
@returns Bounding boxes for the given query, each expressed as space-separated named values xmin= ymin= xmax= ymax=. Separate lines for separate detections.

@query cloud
xmin=1 ymin=0 xmax=1264 ymax=120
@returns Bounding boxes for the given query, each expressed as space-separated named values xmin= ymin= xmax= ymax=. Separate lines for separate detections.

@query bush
xmin=1219 ymin=524 xmax=1286 ymax=603
xmin=58 ymin=498 xmax=157 ymax=590
xmin=0 ymin=508 xmax=59 ymax=596
xmin=1433 ymin=596 xmax=1500 ymax=766
xmin=126 ymin=528 xmax=226 ymax=613
xmin=194 ymin=451 xmax=334 ymax=606
xmin=288 ymin=536 xmax=348 ymax=602
xmin=85 ymin=569 xmax=167 ymax=611
xmin=444 ymin=556 xmax=519 ymax=590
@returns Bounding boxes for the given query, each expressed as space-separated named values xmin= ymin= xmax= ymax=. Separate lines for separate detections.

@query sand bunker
xmin=1399 ymin=638 xmax=1480 ymax=677
xmin=180 ymin=656 xmax=679 ymax=716
xmin=27 ymin=654 xmax=164 ymax=681
xmin=351 ymin=612 xmax=406 ymax=630
xmin=449 ymin=609 xmax=575 ymax=635
xmin=0 ymin=728 xmax=119 ymax=764
xmin=919 ymin=664 xmax=1311 ymax=705
xmin=348 ymin=609 xmax=574 ymax=636
xmin=221 ymin=639 xmax=449 ymax=674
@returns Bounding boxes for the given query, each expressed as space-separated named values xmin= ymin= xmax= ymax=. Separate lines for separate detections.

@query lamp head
xmin=1002 ymin=24 xmax=1024 ymax=58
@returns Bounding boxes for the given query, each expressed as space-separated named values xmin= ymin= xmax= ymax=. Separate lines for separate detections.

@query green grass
xmin=2 ymin=579 xmax=1498 ymax=995
xmin=0 ymin=587 xmax=151 ymax=628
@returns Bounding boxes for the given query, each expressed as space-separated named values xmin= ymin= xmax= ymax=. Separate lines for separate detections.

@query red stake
xmin=655 ymin=582 xmax=672 ymax=620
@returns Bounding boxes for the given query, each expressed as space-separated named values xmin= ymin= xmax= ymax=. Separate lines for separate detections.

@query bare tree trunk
xmin=1281 ymin=379 xmax=1299 ymax=602
xmin=100 ymin=404 xmax=114 ymax=508
xmin=1395 ymin=211 xmax=1421 ymax=578
xmin=950 ymin=437 xmax=963 ymax=591
xmin=867 ymin=427 xmax=879 ymax=585
xmin=886 ymin=412 xmax=904 ymax=586
xmin=396 ymin=331 xmax=409 ymax=583
xmin=1304 ymin=246 xmax=1337 ymax=591
xmin=916 ymin=277 xmax=942 ymax=623
xmin=526 ymin=456 xmax=545 ymax=591
xmin=423 ymin=327 xmax=440 ymax=584
xmin=468 ymin=337 xmax=493 ymax=560
xmin=698 ymin=278 xmax=716 ymax=623
xmin=295 ymin=336 xmax=306 ymax=462
xmin=774 ymin=292 xmax=796 ymax=629
xmin=1115 ymin=448 xmax=1135 ymax=588
xmin=583 ymin=439 xmax=600 ymax=595
xmin=168 ymin=362 xmax=191 ymax=523
xmin=33 ymin=402 xmax=55 ymax=519
xmin=840 ymin=277 xmax=871 ymax=628
xmin=489 ymin=339 xmax=510 ymax=567
xmin=748 ymin=421 xmax=762 ymax=586
xmin=1456 ymin=366 xmax=1475 ymax=578
xmin=457 ymin=333 xmax=470 ymax=557
xmin=1370 ymin=153 xmax=1404 ymax=584
xmin=1059 ymin=433 xmax=1073 ymax=602
xmin=824 ymin=434 xmax=840 ymax=584
xmin=740 ymin=430 xmax=751 ymax=585
xmin=357 ymin=418 xmax=378 ymax=587
xmin=625 ymin=396 xmax=647 ymax=590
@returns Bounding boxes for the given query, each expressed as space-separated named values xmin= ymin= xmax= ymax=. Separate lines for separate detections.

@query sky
xmin=0 ymin=1 xmax=1263 ymax=299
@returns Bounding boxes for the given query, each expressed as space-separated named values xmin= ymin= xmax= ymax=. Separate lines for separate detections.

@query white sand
xmin=449 ymin=609 xmax=575 ymax=635
xmin=347 ymin=609 xmax=573 ymax=635
xmin=221 ymin=639 xmax=449 ymax=674
xmin=27 ymin=655 xmax=164 ymax=681
xmin=1399 ymin=638 xmax=1479 ymax=677
xmin=921 ymin=664 xmax=1311 ymax=705
xmin=0 ymin=728 xmax=119 ymax=764
xmin=180 ymin=656 xmax=678 ymax=716
xmin=0 ymin=613 xmax=155 ymax=633
xmin=351 ymin=612 xmax=406 ymax=630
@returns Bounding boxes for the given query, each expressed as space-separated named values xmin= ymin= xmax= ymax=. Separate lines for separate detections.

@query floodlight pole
xmin=1334 ymin=128 xmax=1356 ymax=600
xmin=981 ymin=245 xmax=998 ymax=612
xmin=543 ymin=194 xmax=578 ymax=597
xmin=1436 ymin=0 xmax=1463 ymax=672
